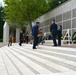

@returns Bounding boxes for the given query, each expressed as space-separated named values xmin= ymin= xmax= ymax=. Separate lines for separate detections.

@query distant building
xmin=30 ymin=0 xmax=76 ymax=37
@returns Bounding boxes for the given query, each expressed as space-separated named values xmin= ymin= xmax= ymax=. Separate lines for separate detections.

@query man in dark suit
xmin=32 ymin=22 xmax=39 ymax=49
xmin=19 ymin=30 xmax=23 ymax=46
xmin=50 ymin=20 xmax=57 ymax=46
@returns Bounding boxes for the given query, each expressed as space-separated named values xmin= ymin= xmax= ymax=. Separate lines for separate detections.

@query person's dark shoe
xmin=8 ymin=44 xmax=9 ymax=47
xmin=53 ymin=45 xmax=57 ymax=47
xmin=58 ymin=45 xmax=61 ymax=46
xmin=33 ymin=48 xmax=37 ymax=49
xmin=19 ymin=43 xmax=22 ymax=46
xmin=36 ymin=44 xmax=38 ymax=46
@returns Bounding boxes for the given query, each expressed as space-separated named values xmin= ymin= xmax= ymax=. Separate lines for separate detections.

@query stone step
xmin=0 ymin=49 xmax=8 ymax=75
xmin=0 ymin=43 xmax=76 ymax=75
xmin=0 ymin=49 xmax=21 ymax=75
xmin=24 ymin=44 xmax=76 ymax=55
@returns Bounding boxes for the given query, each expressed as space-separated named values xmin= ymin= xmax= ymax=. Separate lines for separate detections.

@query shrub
xmin=0 ymin=38 xmax=3 ymax=42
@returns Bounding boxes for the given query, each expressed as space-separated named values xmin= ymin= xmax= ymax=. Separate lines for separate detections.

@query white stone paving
xmin=1 ymin=49 xmax=21 ymax=75
xmin=0 ymin=49 xmax=8 ymax=75
xmin=0 ymin=43 xmax=76 ymax=75
xmin=12 ymin=46 xmax=75 ymax=72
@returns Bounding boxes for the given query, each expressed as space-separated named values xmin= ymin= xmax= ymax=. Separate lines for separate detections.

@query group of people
xmin=18 ymin=20 xmax=62 ymax=48
xmin=50 ymin=20 xmax=62 ymax=46
xmin=8 ymin=19 xmax=62 ymax=48
xmin=32 ymin=20 xmax=62 ymax=49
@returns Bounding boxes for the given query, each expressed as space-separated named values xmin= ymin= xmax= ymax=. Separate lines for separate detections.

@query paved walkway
xmin=0 ymin=43 xmax=76 ymax=75
xmin=0 ymin=42 xmax=7 ymax=48
xmin=42 ymin=40 xmax=76 ymax=48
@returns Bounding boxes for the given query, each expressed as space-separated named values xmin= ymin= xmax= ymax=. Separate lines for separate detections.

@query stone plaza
xmin=0 ymin=43 xmax=76 ymax=75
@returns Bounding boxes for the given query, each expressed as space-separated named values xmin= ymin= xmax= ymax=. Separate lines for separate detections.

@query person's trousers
xmin=19 ymin=39 xmax=23 ymax=46
xmin=52 ymin=34 xmax=57 ymax=46
xmin=33 ymin=36 xmax=38 ymax=48
xmin=58 ymin=35 xmax=61 ymax=46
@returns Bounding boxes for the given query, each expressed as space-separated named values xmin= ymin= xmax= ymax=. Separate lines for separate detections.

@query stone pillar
xmin=3 ymin=22 xmax=9 ymax=42
xmin=16 ymin=28 xmax=20 ymax=43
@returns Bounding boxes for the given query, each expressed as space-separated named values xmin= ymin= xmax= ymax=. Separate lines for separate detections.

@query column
xmin=16 ymin=28 xmax=20 ymax=43
xmin=3 ymin=22 xmax=9 ymax=42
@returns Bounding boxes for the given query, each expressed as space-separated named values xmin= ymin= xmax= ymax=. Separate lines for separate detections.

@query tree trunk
xmin=29 ymin=20 xmax=32 ymax=32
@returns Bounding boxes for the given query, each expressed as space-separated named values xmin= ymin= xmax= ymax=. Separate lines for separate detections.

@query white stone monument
xmin=3 ymin=22 xmax=9 ymax=42
xmin=3 ymin=22 xmax=20 ymax=43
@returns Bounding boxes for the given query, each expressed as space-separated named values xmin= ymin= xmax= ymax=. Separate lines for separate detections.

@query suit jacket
xmin=32 ymin=25 xmax=39 ymax=37
xmin=50 ymin=23 xmax=57 ymax=34
xmin=20 ymin=32 xmax=23 ymax=40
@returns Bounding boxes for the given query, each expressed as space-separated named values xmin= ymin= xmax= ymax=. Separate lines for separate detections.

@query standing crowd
xmin=50 ymin=20 xmax=62 ymax=46
xmin=32 ymin=20 xmax=62 ymax=49
xmin=17 ymin=20 xmax=62 ymax=49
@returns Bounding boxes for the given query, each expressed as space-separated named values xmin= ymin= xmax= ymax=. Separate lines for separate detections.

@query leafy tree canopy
xmin=49 ymin=0 xmax=68 ymax=10
xmin=4 ymin=0 xmax=50 ymax=28
xmin=4 ymin=0 xmax=68 ymax=29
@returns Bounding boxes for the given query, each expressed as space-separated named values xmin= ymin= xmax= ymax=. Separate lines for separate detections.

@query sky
xmin=0 ymin=0 xmax=4 ymax=6
xmin=0 ymin=0 xmax=3 ymax=2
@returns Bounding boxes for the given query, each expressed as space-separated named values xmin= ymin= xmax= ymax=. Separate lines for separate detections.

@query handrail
xmin=62 ymin=29 xmax=71 ymax=45
xmin=62 ymin=28 xmax=76 ymax=45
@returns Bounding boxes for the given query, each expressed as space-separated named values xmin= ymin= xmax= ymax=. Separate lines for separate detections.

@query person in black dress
xmin=19 ymin=30 xmax=23 ymax=46
xmin=57 ymin=25 xmax=62 ymax=46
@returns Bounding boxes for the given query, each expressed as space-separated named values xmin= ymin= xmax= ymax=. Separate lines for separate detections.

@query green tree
xmin=49 ymin=0 xmax=68 ymax=10
xmin=4 ymin=0 xmax=50 ymax=29
xmin=0 ymin=6 xmax=4 ymax=41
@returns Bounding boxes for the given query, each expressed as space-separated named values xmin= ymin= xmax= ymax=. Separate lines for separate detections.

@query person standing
xmin=32 ymin=22 xmax=39 ymax=49
xmin=19 ymin=30 xmax=23 ymax=46
xmin=38 ymin=28 xmax=43 ymax=44
xmin=26 ymin=31 xmax=29 ymax=43
xmin=8 ymin=35 xmax=12 ymax=47
xmin=50 ymin=20 xmax=57 ymax=46
xmin=57 ymin=25 xmax=62 ymax=46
